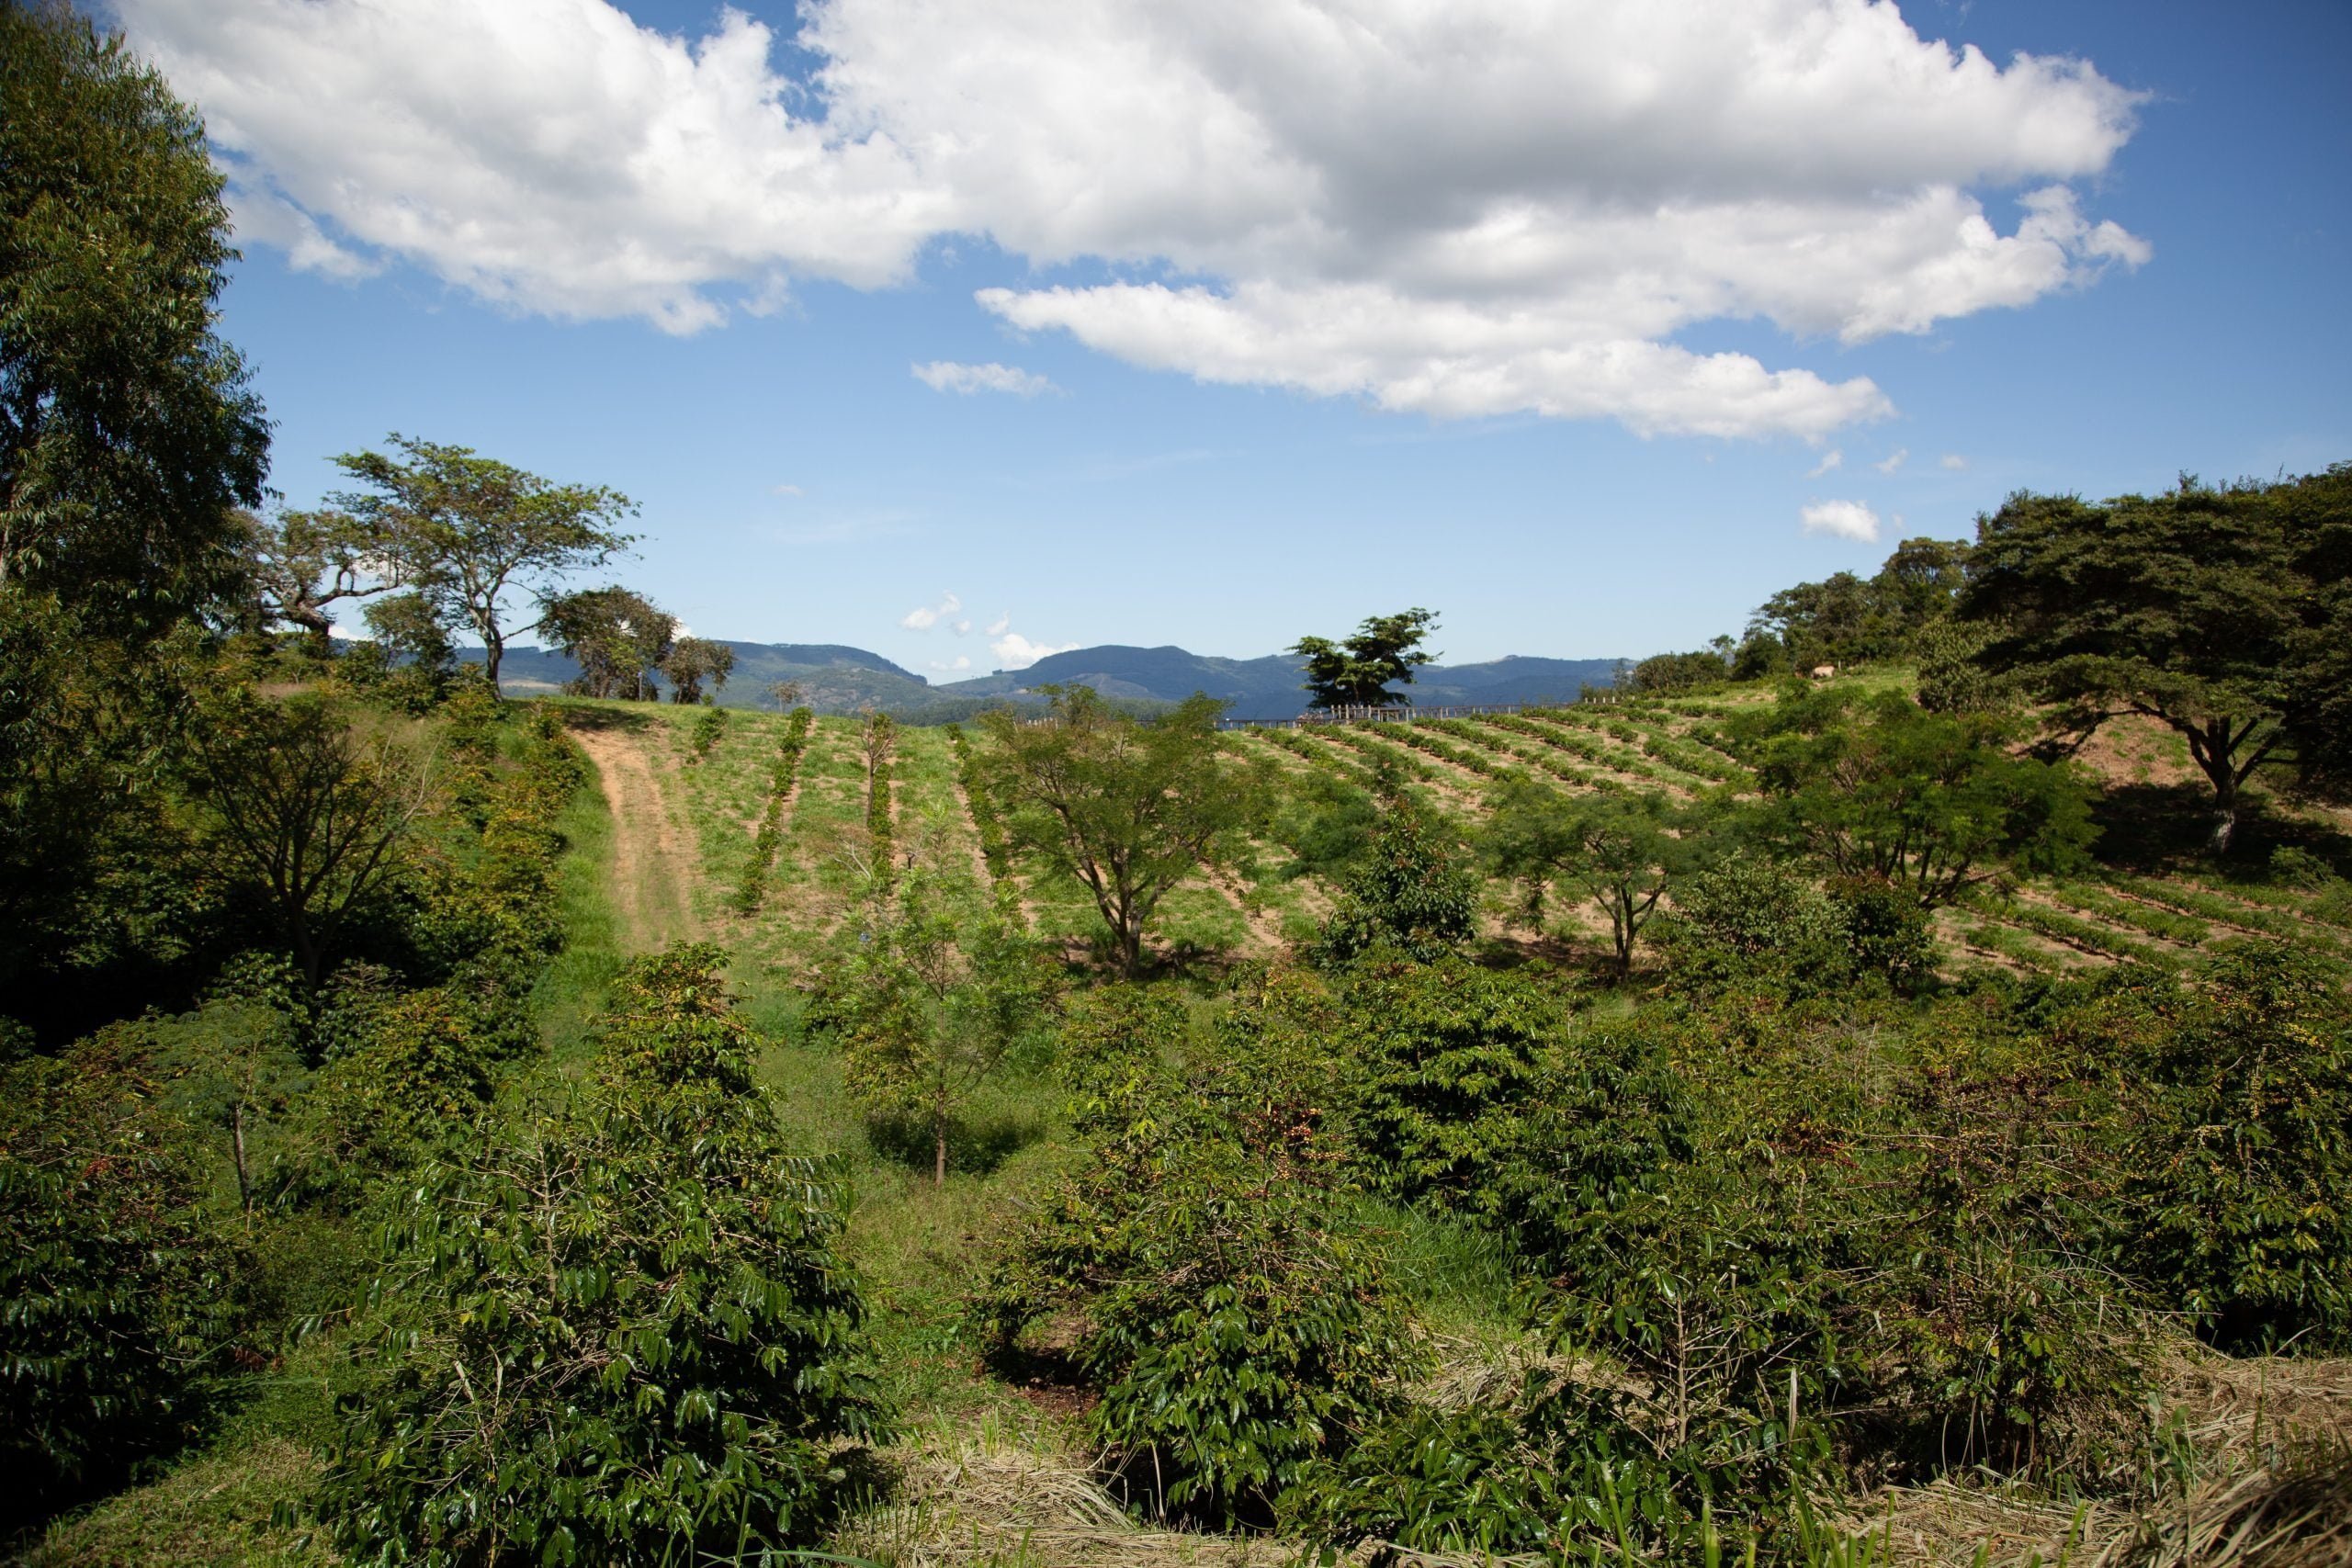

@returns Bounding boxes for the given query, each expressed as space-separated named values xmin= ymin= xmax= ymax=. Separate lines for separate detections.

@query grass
xmin=530 ymin=726 xmax=627 ymax=1061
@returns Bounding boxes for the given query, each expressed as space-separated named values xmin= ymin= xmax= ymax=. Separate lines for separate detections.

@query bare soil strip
xmin=570 ymin=719 xmax=700 ymax=953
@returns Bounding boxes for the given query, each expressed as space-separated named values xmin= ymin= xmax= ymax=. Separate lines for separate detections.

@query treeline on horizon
xmin=7 ymin=6 xmax=2352 ymax=1566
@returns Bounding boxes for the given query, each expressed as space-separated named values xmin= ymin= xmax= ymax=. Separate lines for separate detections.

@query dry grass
xmin=1838 ymin=1346 xmax=2352 ymax=1567
xmin=833 ymin=1422 xmax=1295 ymax=1568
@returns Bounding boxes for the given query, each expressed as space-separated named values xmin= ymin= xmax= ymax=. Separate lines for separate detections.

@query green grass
xmin=22 ymin=1438 xmax=334 ymax=1568
xmin=530 ymin=720 xmax=628 ymax=1060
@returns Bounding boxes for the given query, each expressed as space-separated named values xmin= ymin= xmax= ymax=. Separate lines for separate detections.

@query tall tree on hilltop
xmin=538 ymin=584 xmax=673 ymax=700
xmin=1292 ymin=607 xmax=1441 ymax=709
xmin=1958 ymin=480 xmax=2301 ymax=854
xmin=328 ymin=436 xmax=635 ymax=695
xmin=235 ymin=506 xmax=397 ymax=654
xmin=979 ymin=685 xmax=1258 ymax=976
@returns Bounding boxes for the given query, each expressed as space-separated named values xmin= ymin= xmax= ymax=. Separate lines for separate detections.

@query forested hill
xmin=477 ymin=638 xmax=1624 ymax=718
xmin=469 ymin=639 xmax=938 ymax=711
xmin=937 ymin=645 xmax=1623 ymax=718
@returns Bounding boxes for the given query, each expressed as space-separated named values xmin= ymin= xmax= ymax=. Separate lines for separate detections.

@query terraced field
xmin=663 ymin=692 xmax=2352 ymax=987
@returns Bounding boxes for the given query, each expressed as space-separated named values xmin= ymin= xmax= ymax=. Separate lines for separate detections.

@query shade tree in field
xmin=326 ymin=435 xmax=635 ymax=694
xmin=537 ymin=582 xmax=673 ymax=699
xmin=1483 ymin=776 xmax=1698 ymax=971
xmin=1736 ymin=685 xmax=2094 ymax=907
xmin=810 ymin=866 xmax=1053 ymax=1184
xmin=1292 ymin=606 xmax=1441 ymax=709
xmin=1958 ymin=479 xmax=2304 ymax=853
xmin=660 ymin=635 xmax=735 ymax=703
xmin=979 ymin=685 xmax=1259 ymax=976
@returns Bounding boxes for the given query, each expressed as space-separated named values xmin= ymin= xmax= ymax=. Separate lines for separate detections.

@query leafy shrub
xmin=734 ymin=707 xmax=812 ymax=914
xmin=1341 ymin=959 xmax=1560 ymax=1213
xmin=326 ymin=943 xmax=883 ymax=1564
xmin=0 ymin=1037 xmax=238 ymax=1520
xmin=1315 ymin=790 xmax=1478 ymax=965
xmin=1826 ymin=874 xmax=1935 ymax=989
xmin=688 ymin=701 xmax=727 ymax=761
xmin=980 ymin=1083 xmax=1418 ymax=1520
xmin=1659 ymin=852 xmax=1852 ymax=998
xmin=2104 ymin=943 xmax=2352 ymax=1350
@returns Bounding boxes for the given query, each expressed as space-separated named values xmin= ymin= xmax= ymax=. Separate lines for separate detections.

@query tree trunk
xmin=2209 ymin=770 xmax=2239 ymax=857
xmin=482 ymin=629 xmax=504 ymax=695
xmin=933 ymin=1107 xmax=948 ymax=1188
xmin=231 ymin=1100 xmax=251 ymax=1213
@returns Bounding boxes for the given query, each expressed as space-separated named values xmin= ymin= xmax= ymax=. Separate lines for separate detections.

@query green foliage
xmin=808 ymin=868 xmax=1056 ymax=1182
xmin=0 ymin=2 xmax=269 ymax=638
xmin=0 ymin=1035 xmax=237 ymax=1520
xmin=1739 ymin=685 xmax=2095 ymax=907
xmin=944 ymin=721 xmax=1014 ymax=893
xmin=177 ymin=689 xmax=432 ymax=986
xmin=1316 ymin=788 xmax=1478 ymax=965
xmin=2096 ymin=944 xmax=2352 ymax=1350
xmin=863 ymin=709 xmax=897 ymax=878
xmin=980 ymin=686 xmax=1257 ymax=976
xmin=734 ymin=705 xmax=812 ymax=913
xmin=1341 ymin=959 xmax=1562 ymax=1215
xmin=689 ymin=701 xmax=727 ymax=761
xmin=1744 ymin=536 xmax=1971 ymax=674
xmin=1291 ymin=606 xmax=1441 ymax=710
xmin=1485 ymin=775 xmax=1699 ymax=969
xmin=1658 ymin=852 xmax=1852 ymax=998
xmin=1960 ymin=479 xmax=2312 ymax=852
xmin=537 ymin=582 xmax=673 ymax=699
xmin=980 ymin=1122 xmax=1417 ymax=1520
xmin=661 ymin=635 xmax=735 ymax=704
xmin=326 ymin=944 xmax=883 ymax=1564
xmin=327 ymin=434 xmax=636 ymax=694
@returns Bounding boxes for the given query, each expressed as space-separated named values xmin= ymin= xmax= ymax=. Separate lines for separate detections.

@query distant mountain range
xmin=469 ymin=640 xmax=1622 ymax=721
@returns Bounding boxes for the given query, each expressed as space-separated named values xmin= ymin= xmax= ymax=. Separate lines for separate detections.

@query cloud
xmin=928 ymin=655 xmax=973 ymax=671
xmin=911 ymin=360 xmax=1056 ymax=396
xmin=1801 ymin=499 xmax=1883 ymax=543
xmin=991 ymin=628 xmax=1080 ymax=670
xmin=1939 ymin=453 xmax=1969 ymax=469
xmin=1806 ymin=449 xmax=1844 ymax=478
xmin=1876 ymin=447 xmax=1911 ymax=474
xmin=124 ymin=0 xmax=2148 ymax=436
xmin=899 ymin=591 xmax=961 ymax=630
xmin=771 ymin=482 xmax=804 ymax=497
xmin=953 ymin=619 xmax=972 ymax=635
xmin=985 ymin=613 xmax=1011 ymax=637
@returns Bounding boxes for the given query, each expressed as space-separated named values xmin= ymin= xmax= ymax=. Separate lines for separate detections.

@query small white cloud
xmin=952 ymin=619 xmax=972 ymax=636
xmin=927 ymin=655 xmax=973 ymax=672
xmin=1876 ymin=448 xmax=1910 ymax=475
xmin=1939 ymin=454 xmax=1968 ymax=470
xmin=771 ymin=482 xmax=804 ymax=497
xmin=1806 ymin=449 xmax=1844 ymax=478
xmin=899 ymin=591 xmax=961 ymax=631
xmin=1802 ymin=500 xmax=1883 ymax=543
xmin=985 ymin=613 xmax=1011 ymax=637
xmin=991 ymin=629 xmax=1080 ymax=671
xmin=912 ymin=360 xmax=1056 ymax=396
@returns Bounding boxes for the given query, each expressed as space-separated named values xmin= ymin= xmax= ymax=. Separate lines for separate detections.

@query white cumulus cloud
xmin=1939 ymin=453 xmax=1969 ymax=469
xmin=1801 ymin=499 xmax=1883 ymax=543
xmin=899 ymin=591 xmax=961 ymax=630
xmin=122 ymin=0 xmax=2149 ymax=437
xmin=1876 ymin=447 xmax=1911 ymax=474
xmin=992 ymin=629 xmax=1080 ymax=671
xmin=1807 ymin=449 xmax=1844 ymax=478
xmin=911 ymin=360 xmax=1056 ymax=396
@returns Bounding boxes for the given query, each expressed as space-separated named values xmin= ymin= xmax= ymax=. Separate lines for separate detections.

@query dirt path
xmin=570 ymin=719 xmax=700 ymax=953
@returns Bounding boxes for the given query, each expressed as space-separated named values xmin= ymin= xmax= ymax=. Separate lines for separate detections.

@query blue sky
xmin=117 ymin=0 xmax=2351 ymax=674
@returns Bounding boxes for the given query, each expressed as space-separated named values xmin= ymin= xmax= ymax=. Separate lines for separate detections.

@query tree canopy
xmin=327 ymin=435 xmax=635 ymax=694
xmin=979 ymin=685 xmax=1257 ymax=976
xmin=1958 ymin=479 xmax=2303 ymax=852
xmin=1292 ymin=607 xmax=1441 ymax=709
xmin=0 ymin=2 xmax=270 ymax=637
